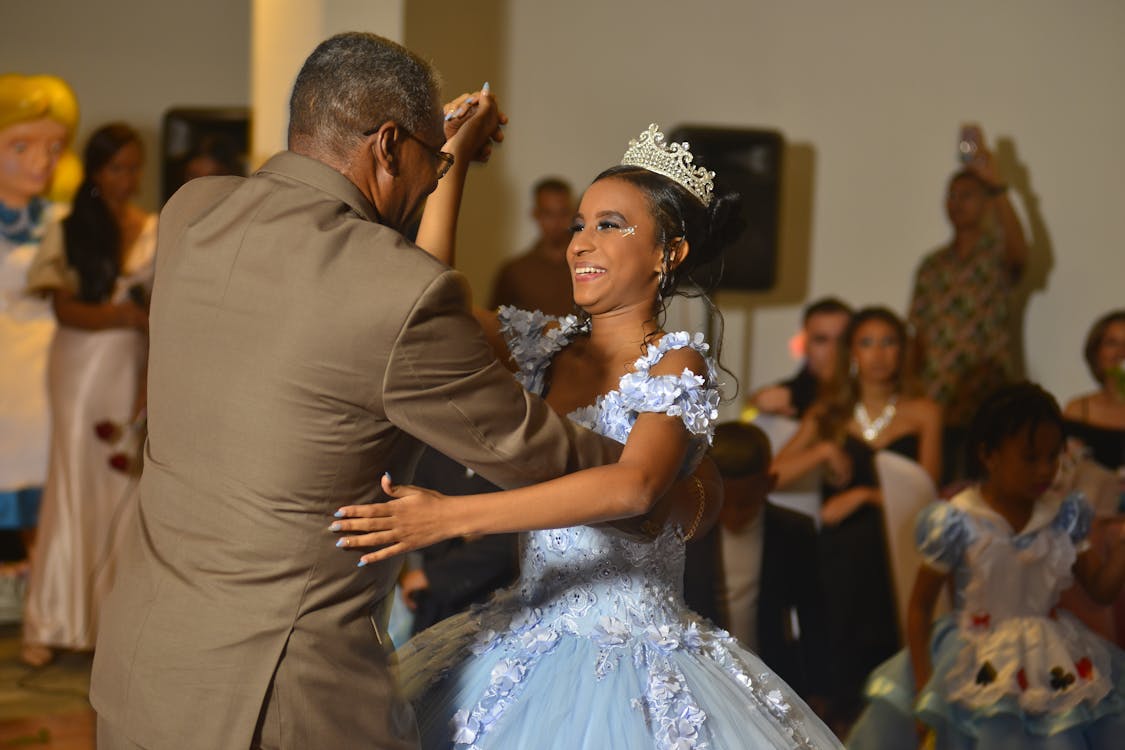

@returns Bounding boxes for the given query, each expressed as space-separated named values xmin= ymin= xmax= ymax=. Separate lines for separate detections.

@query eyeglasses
xmin=363 ymin=124 xmax=455 ymax=180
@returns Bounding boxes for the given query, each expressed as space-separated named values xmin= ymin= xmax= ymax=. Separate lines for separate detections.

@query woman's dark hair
xmin=63 ymin=123 xmax=141 ymax=303
xmin=587 ymin=165 xmax=743 ymax=396
xmin=816 ymin=306 xmax=914 ymax=441
xmin=1083 ymin=309 xmax=1125 ymax=383
xmin=964 ymin=381 xmax=1063 ymax=479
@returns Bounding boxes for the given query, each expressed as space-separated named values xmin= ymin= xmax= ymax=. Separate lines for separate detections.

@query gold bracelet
xmin=682 ymin=477 xmax=707 ymax=542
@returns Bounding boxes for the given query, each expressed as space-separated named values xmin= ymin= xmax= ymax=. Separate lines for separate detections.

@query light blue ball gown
xmin=847 ymin=489 xmax=1125 ymax=750
xmin=394 ymin=308 xmax=843 ymax=749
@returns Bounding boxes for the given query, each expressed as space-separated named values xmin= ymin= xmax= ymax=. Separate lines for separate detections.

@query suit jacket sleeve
xmin=381 ymin=269 xmax=621 ymax=489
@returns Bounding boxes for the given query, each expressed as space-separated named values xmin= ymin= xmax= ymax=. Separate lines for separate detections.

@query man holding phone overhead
xmin=908 ymin=123 xmax=1029 ymax=482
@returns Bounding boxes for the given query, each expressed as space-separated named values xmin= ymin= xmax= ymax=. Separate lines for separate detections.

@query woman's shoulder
xmin=898 ymin=395 xmax=940 ymax=421
xmin=618 ymin=331 xmax=719 ymax=438
xmin=637 ymin=331 xmax=712 ymax=378
xmin=1063 ymin=393 xmax=1092 ymax=418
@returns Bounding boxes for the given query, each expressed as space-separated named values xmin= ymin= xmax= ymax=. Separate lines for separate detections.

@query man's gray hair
xmin=288 ymin=32 xmax=441 ymax=155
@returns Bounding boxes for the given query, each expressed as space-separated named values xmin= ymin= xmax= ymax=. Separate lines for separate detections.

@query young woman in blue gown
xmin=333 ymin=122 xmax=844 ymax=749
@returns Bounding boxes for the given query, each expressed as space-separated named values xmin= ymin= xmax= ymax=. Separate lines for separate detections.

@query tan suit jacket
xmin=90 ymin=152 xmax=617 ymax=749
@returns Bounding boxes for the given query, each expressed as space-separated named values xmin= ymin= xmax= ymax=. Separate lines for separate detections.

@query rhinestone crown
xmin=620 ymin=123 xmax=715 ymax=206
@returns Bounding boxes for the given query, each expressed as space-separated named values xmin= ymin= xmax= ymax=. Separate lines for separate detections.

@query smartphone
xmin=958 ymin=124 xmax=983 ymax=165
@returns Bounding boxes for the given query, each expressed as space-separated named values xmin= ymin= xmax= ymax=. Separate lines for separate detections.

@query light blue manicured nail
xmin=357 ymin=560 xmax=368 ymax=568
xmin=333 ymin=510 xmax=345 ymax=518
xmin=335 ymin=538 xmax=347 ymax=547
xmin=444 ymin=111 xmax=455 ymax=121
xmin=482 ymin=81 xmax=490 ymax=93
xmin=329 ymin=522 xmax=342 ymax=531
xmin=384 ymin=471 xmax=392 ymax=482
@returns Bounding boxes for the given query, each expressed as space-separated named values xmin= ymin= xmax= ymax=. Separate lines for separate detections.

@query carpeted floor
xmin=0 ymin=624 xmax=94 ymax=749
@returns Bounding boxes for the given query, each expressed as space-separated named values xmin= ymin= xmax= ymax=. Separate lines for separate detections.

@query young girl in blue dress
xmin=848 ymin=382 xmax=1125 ymax=749
xmin=333 ymin=124 xmax=844 ymax=748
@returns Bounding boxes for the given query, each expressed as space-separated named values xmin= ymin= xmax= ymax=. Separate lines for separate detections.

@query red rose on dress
xmin=1077 ymin=658 xmax=1094 ymax=680
xmin=94 ymin=420 xmax=120 ymax=442
xmin=1017 ymin=669 xmax=1028 ymax=691
xmin=108 ymin=453 xmax=131 ymax=473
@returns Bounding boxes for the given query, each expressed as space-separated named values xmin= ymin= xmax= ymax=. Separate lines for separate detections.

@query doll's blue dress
xmin=393 ymin=308 xmax=843 ymax=749
xmin=848 ymin=488 xmax=1125 ymax=749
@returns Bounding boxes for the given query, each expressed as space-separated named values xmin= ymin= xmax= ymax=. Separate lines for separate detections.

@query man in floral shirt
xmin=909 ymin=140 xmax=1028 ymax=481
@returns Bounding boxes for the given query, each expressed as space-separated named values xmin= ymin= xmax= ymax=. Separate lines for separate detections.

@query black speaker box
xmin=668 ymin=126 xmax=783 ymax=292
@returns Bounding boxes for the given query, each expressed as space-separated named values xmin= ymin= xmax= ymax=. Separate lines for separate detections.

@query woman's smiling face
xmin=567 ymin=177 xmax=664 ymax=317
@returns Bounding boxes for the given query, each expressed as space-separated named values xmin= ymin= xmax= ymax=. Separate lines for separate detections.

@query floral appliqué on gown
xmin=393 ymin=308 xmax=844 ymax=749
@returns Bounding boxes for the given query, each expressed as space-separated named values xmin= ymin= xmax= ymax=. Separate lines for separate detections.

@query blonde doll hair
xmin=0 ymin=74 xmax=81 ymax=201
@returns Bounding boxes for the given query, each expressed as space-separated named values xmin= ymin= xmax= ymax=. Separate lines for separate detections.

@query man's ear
xmin=369 ymin=122 xmax=399 ymax=176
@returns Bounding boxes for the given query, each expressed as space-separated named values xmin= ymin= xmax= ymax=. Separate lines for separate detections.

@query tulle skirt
xmin=396 ymin=593 xmax=844 ymax=749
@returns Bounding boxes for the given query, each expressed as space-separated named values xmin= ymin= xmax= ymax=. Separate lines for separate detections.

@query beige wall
xmin=1 ymin=0 xmax=251 ymax=211
xmin=7 ymin=1 xmax=1122 ymax=412
xmin=408 ymin=0 xmax=1125 ymax=416
xmin=251 ymin=0 xmax=404 ymax=163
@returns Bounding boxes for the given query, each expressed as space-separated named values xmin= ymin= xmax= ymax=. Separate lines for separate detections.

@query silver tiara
xmin=620 ymin=123 xmax=715 ymax=206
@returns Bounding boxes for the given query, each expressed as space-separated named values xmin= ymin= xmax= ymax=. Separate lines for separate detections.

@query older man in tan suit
xmin=90 ymin=33 xmax=618 ymax=749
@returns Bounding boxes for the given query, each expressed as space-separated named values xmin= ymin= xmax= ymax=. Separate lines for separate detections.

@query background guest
xmin=684 ymin=421 xmax=829 ymax=708
xmin=908 ymin=126 xmax=1028 ymax=482
xmin=179 ymin=133 xmax=244 ymax=185
xmin=772 ymin=306 xmax=941 ymax=731
xmin=747 ymin=297 xmax=852 ymax=419
xmin=0 ymin=75 xmax=79 ymax=595
xmin=21 ymin=123 xmax=154 ymax=667
xmin=1064 ymin=309 xmax=1125 ymax=472
xmin=488 ymin=176 xmax=574 ymax=316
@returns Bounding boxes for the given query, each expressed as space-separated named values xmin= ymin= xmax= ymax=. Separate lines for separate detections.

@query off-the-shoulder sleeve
xmin=1051 ymin=492 xmax=1095 ymax=554
xmin=915 ymin=501 xmax=971 ymax=574
xmin=616 ymin=331 xmax=719 ymax=440
xmin=496 ymin=306 xmax=579 ymax=393
xmin=26 ymin=220 xmax=77 ymax=295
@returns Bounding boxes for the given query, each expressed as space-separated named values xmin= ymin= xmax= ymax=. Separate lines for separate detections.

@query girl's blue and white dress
xmin=394 ymin=308 xmax=843 ymax=750
xmin=848 ymin=488 xmax=1125 ymax=750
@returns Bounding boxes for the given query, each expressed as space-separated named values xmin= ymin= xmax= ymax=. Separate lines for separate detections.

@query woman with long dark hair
xmin=21 ymin=123 xmax=154 ymax=666
xmin=772 ymin=306 xmax=942 ymax=731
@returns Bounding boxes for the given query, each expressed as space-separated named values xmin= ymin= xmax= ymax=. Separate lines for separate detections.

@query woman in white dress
xmin=21 ymin=123 xmax=154 ymax=666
